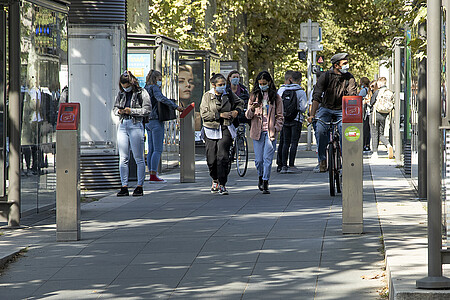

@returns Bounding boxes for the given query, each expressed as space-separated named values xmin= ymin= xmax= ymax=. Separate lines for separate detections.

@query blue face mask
xmin=215 ymin=85 xmax=226 ymax=94
xmin=340 ymin=64 xmax=349 ymax=74
xmin=231 ymin=78 xmax=240 ymax=86
xmin=123 ymin=86 xmax=132 ymax=92
xmin=157 ymin=81 xmax=162 ymax=87
xmin=259 ymin=85 xmax=269 ymax=92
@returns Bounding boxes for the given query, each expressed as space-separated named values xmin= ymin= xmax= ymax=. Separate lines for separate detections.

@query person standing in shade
xmin=369 ymin=77 xmax=394 ymax=159
xmin=114 ymin=71 xmax=151 ymax=197
xmin=246 ymin=71 xmax=284 ymax=194
xmin=200 ymin=73 xmax=244 ymax=195
xmin=145 ymin=70 xmax=184 ymax=183
xmin=359 ymin=77 xmax=371 ymax=152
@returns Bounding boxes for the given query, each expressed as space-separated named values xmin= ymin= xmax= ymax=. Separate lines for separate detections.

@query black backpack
xmin=281 ymin=89 xmax=301 ymax=122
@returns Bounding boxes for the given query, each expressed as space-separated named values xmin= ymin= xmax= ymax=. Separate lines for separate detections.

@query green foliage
xmin=147 ymin=0 xmax=406 ymax=83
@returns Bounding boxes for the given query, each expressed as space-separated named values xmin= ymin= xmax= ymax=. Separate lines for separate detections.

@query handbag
xmin=158 ymin=101 xmax=177 ymax=122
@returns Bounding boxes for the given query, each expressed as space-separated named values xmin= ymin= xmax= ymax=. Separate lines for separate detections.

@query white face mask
xmin=123 ymin=86 xmax=132 ymax=92
xmin=340 ymin=64 xmax=349 ymax=74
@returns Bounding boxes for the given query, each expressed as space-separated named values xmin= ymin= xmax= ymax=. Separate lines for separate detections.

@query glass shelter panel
xmin=20 ymin=3 xmax=68 ymax=212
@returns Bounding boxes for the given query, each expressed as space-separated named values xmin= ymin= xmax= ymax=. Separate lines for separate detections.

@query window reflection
xmin=19 ymin=3 xmax=68 ymax=211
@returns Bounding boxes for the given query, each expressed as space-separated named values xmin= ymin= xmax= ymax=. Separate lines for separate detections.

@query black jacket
xmin=312 ymin=69 xmax=358 ymax=110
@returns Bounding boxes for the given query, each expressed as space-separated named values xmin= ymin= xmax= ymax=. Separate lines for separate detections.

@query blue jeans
xmin=117 ymin=119 xmax=145 ymax=186
xmin=145 ymin=119 xmax=165 ymax=172
xmin=316 ymin=107 xmax=342 ymax=162
xmin=253 ymin=131 xmax=277 ymax=181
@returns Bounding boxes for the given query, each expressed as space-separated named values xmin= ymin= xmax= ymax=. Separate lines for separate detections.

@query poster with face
xmin=179 ymin=60 xmax=204 ymax=133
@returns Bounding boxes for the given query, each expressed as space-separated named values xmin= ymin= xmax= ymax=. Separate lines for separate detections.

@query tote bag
xmin=158 ymin=101 xmax=176 ymax=122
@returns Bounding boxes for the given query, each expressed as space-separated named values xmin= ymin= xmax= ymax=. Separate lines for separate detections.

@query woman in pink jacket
xmin=246 ymin=71 xmax=284 ymax=194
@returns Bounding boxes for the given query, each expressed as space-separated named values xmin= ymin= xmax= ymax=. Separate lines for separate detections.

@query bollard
xmin=180 ymin=103 xmax=195 ymax=183
xmin=342 ymin=96 xmax=363 ymax=234
xmin=56 ymin=103 xmax=81 ymax=241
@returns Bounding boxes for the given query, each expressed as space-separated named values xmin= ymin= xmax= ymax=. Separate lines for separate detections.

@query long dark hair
xmin=119 ymin=70 xmax=140 ymax=92
xmin=251 ymin=71 xmax=277 ymax=104
xmin=146 ymin=69 xmax=162 ymax=85
xmin=226 ymin=70 xmax=240 ymax=87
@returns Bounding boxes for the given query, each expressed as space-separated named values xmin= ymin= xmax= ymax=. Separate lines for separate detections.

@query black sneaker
xmin=117 ymin=187 xmax=129 ymax=197
xmin=132 ymin=186 xmax=143 ymax=197
xmin=219 ymin=185 xmax=229 ymax=195
xmin=276 ymin=165 xmax=282 ymax=173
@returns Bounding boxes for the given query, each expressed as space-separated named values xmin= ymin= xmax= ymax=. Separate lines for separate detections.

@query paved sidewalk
xmin=0 ymin=146 xmax=421 ymax=299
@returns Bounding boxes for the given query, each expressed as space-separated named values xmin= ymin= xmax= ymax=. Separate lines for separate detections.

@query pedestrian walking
xmin=308 ymin=53 xmax=358 ymax=172
xmin=200 ymin=73 xmax=244 ymax=195
xmin=276 ymin=70 xmax=293 ymax=172
xmin=276 ymin=71 xmax=307 ymax=174
xmin=114 ymin=71 xmax=151 ymax=197
xmin=144 ymin=70 xmax=184 ymax=183
xmin=369 ymin=77 xmax=394 ymax=159
xmin=226 ymin=70 xmax=250 ymax=127
xmin=246 ymin=71 xmax=284 ymax=194
xmin=359 ymin=77 xmax=371 ymax=152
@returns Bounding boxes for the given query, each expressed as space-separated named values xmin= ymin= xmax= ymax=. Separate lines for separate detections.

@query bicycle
xmin=228 ymin=124 xmax=248 ymax=177
xmin=316 ymin=117 xmax=342 ymax=196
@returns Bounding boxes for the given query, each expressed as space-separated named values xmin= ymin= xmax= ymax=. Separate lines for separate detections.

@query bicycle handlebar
xmin=313 ymin=118 xmax=342 ymax=126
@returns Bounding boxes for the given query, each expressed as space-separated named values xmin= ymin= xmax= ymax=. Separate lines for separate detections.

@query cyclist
xmin=227 ymin=70 xmax=250 ymax=128
xmin=307 ymin=53 xmax=358 ymax=172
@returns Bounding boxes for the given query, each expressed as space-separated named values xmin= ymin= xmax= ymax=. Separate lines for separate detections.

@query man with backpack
xmin=307 ymin=53 xmax=358 ymax=172
xmin=369 ymin=77 xmax=394 ymax=159
xmin=276 ymin=71 xmax=308 ymax=173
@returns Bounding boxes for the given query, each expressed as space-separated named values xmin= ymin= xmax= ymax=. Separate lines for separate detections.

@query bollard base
xmin=57 ymin=231 xmax=80 ymax=242
xmin=416 ymin=276 xmax=450 ymax=289
xmin=342 ymin=223 xmax=363 ymax=234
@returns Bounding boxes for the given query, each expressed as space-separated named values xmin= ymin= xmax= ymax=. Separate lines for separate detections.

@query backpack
xmin=373 ymin=87 xmax=394 ymax=113
xmin=281 ymin=89 xmax=301 ymax=122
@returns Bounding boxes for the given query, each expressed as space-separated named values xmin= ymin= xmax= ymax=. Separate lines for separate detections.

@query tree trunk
xmin=236 ymin=12 xmax=248 ymax=86
xmin=205 ymin=0 xmax=217 ymax=51
xmin=127 ymin=0 xmax=150 ymax=34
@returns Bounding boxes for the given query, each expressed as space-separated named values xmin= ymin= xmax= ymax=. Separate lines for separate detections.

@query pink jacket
xmin=245 ymin=93 xmax=284 ymax=141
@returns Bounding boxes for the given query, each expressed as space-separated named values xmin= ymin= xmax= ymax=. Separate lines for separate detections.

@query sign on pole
xmin=300 ymin=22 xmax=320 ymax=42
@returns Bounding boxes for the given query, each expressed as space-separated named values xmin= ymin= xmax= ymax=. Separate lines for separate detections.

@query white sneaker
xmin=313 ymin=164 xmax=320 ymax=173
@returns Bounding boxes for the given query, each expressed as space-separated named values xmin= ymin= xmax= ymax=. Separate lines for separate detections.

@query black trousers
xmin=204 ymin=128 xmax=233 ymax=186
xmin=370 ymin=112 xmax=391 ymax=153
xmin=363 ymin=117 xmax=371 ymax=149
xmin=277 ymin=121 xmax=302 ymax=167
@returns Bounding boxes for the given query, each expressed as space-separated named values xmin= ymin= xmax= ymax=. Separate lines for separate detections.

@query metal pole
xmin=416 ymin=0 xmax=450 ymax=289
xmin=0 ymin=4 xmax=6 ymax=198
xmin=417 ymin=21 xmax=427 ymax=200
xmin=8 ymin=1 xmax=21 ymax=228
xmin=393 ymin=39 xmax=402 ymax=166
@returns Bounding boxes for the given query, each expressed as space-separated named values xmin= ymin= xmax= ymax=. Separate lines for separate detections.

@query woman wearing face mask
xmin=200 ymin=73 xmax=244 ymax=195
xmin=245 ymin=71 xmax=284 ymax=194
xmin=144 ymin=70 xmax=184 ymax=183
xmin=114 ymin=71 xmax=151 ymax=197
xmin=226 ymin=70 xmax=250 ymax=127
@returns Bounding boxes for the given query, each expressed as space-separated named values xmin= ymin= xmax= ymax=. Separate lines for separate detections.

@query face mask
xmin=361 ymin=85 xmax=365 ymax=89
xmin=340 ymin=64 xmax=349 ymax=74
xmin=215 ymin=85 xmax=226 ymax=94
xmin=157 ymin=81 xmax=162 ymax=87
xmin=259 ymin=85 xmax=269 ymax=92
xmin=231 ymin=78 xmax=240 ymax=86
xmin=123 ymin=86 xmax=132 ymax=92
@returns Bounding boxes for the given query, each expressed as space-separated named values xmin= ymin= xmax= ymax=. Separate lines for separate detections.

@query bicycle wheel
xmin=236 ymin=135 xmax=248 ymax=177
xmin=228 ymin=142 xmax=235 ymax=175
xmin=335 ymin=144 xmax=342 ymax=194
xmin=328 ymin=145 xmax=335 ymax=196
